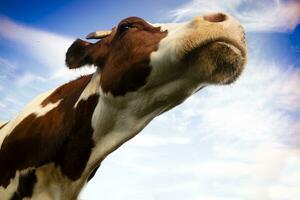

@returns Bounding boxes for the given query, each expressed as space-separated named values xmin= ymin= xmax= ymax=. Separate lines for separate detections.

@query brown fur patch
xmin=41 ymin=74 xmax=93 ymax=106
xmin=0 ymin=75 xmax=99 ymax=187
xmin=99 ymin=17 xmax=167 ymax=96
xmin=66 ymin=17 xmax=167 ymax=96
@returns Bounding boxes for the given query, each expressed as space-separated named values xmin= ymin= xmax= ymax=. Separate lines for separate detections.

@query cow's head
xmin=66 ymin=13 xmax=247 ymax=112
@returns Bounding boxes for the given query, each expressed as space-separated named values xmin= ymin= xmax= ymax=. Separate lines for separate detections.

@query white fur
xmin=31 ymin=164 xmax=84 ymax=200
xmin=75 ymin=72 xmax=101 ymax=107
xmin=0 ymin=172 xmax=19 ymax=200
xmin=0 ymin=164 xmax=84 ymax=200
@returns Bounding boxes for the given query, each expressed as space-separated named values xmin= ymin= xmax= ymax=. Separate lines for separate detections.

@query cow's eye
xmin=119 ymin=24 xmax=135 ymax=32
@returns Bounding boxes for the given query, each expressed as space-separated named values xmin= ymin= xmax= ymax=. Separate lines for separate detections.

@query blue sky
xmin=1 ymin=0 xmax=300 ymax=200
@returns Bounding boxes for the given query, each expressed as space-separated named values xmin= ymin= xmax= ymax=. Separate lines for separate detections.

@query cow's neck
xmin=89 ymin=98 xmax=157 ymax=164
xmin=78 ymin=69 xmax=200 ymax=183
xmin=73 ymin=71 xmax=159 ymax=182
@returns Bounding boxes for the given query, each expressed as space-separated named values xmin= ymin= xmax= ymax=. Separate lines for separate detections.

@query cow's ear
xmin=66 ymin=39 xmax=94 ymax=69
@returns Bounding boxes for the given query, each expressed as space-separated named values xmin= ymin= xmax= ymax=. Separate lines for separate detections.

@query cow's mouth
xmin=185 ymin=39 xmax=247 ymax=84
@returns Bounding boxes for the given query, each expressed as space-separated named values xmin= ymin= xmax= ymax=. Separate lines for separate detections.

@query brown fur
xmin=41 ymin=75 xmax=93 ymax=106
xmin=0 ymin=75 xmax=99 ymax=187
xmin=66 ymin=17 xmax=167 ymax=96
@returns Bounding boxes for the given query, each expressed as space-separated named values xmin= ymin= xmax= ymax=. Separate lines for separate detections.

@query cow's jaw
xmin=185 ymin=40 xmax=246 ymax=84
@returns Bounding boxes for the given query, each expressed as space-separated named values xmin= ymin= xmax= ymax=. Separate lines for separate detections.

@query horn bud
xmin=86 ymin=30 xmax=112 ymax=39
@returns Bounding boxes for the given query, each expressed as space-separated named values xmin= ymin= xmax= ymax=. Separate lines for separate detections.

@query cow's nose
xmin=203 ymin=13 xmax=227 ymax=23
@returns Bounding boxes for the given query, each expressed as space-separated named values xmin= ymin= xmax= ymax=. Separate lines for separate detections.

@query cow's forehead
xmin=98 ymin=18 xmax=168 ymax=96
xmin=118 ymin=16 xmax=147 ymax=24
xmin=104 ymin=17 xmax=163 ymax=40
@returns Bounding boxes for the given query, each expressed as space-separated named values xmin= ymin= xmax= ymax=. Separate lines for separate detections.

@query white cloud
xmin=130 ymin=134 xmax=191 ymax=147
xmin=0 ymin=57 xmax=16 ymax=70
xmin=16 ymin=72 xmax=46 ymax=87
xmin=0 ymin=17 xmax=96 ymax=82
xmin=0 ymin=57 xmax=16 ymax=81
xmin=0 ymin=102 xmax=5 ymax=109
xmin=0 ymin=16 xmax=72 ymax=70
xmin=170 ymin=0 xmax=300 ymax=32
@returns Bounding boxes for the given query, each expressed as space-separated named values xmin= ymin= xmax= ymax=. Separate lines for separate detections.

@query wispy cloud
xmin=0 ymin=57 xmax=16 ymax=70
xmin=0 ymin=57 xmax=16 ymax=81
xmin=130 ymin=134 xmax=191 ymax=147
xmin=0 ymin=16 xmax=72 ymax=70
xmin=170 ymin=0 xmax=300 ymax=32
xmin=0 ymin=16 xmax=95 ymax=81
xmin=15 ymin=72 xmax=46 ymax=87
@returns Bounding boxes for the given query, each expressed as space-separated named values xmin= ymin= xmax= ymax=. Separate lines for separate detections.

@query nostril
xmin=203 ymin=13 xmax=227 ymax=23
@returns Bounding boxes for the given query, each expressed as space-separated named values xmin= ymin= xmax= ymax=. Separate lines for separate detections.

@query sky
xmin=0 ymin=0 xmax=300 ymax=200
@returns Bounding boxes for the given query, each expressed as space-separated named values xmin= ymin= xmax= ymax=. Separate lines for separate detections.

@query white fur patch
xmin=0 ymin=164 xmax=85 ymax=200
xmin=0 ymin=168 xmax=37 ymax=200
xmin=75 ymin=72 xmax=101 ymax=107
xmin=31 ymin=164 xmax=80 ymax=200
xmin=0 ymin=172 xmax=19 ymax=200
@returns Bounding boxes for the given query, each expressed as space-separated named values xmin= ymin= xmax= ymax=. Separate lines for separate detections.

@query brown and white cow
xmin=0 ymin=13 xmax=247 ymax=200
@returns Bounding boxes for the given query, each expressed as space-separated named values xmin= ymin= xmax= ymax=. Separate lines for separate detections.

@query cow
xmin=0 ymin=12 xmax=247 ymax=200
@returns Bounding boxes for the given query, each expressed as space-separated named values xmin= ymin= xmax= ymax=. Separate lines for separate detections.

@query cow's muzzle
xmin=182 ymin=12 xmax=247 ymax=84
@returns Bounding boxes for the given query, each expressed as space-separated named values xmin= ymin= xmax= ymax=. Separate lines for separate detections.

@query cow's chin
xmin=187 ymin=41 xmax=246 ymax=85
